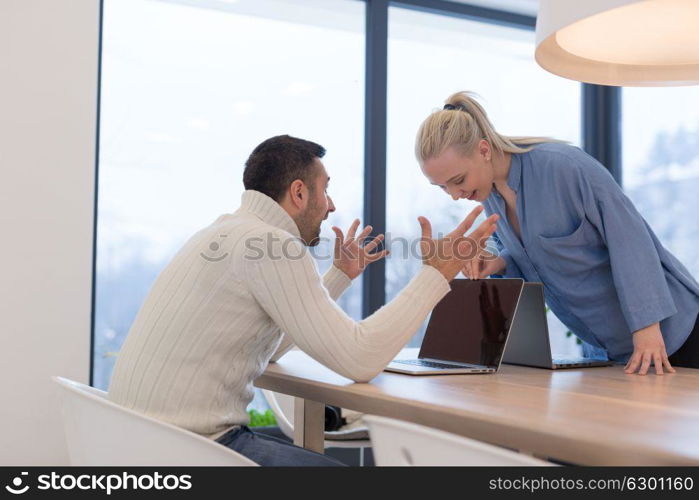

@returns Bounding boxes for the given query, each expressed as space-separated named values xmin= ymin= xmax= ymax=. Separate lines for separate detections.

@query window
xmin=622 ymin=87 xmax=699 ymax=280
xmin=385 ymin=6 xmax=582 ymax=353
xmin=94 ymin=0 xmax=365 ymax=390
xmin=95 ymin=1 xmax=598 ymax=389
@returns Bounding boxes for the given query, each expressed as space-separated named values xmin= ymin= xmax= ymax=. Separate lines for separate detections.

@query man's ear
xmin=288 ymin=179 xmax=308 ymax=210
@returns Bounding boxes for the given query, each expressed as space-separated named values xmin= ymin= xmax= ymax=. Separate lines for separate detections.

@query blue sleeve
xmin=491 ymin=232 xmax=524 ymax=279
xmin=572 ymin=153 xmax=677 ymax=333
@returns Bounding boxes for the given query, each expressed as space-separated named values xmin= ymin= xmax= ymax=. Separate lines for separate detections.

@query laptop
xmin=385 ymin=279 xmax=524 ymax=375
xmin=503 ymin=282 xmax=613 ymax=369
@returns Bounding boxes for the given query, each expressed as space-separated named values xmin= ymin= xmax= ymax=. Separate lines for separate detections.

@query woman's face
xmin=421 ymin=141 xmax=495 ymax=203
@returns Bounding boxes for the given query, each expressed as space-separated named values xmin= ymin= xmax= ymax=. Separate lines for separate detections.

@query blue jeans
xmin=215 ymin=426 xmax=345 ymax=467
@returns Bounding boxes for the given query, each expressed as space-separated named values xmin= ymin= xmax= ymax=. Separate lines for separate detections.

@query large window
xmin=385 ymin=7 xmax=582 ymax=353
xmin=622 ymin=87 xmax=699 ymax=280
xmin=94 ymin=0 xmax=365 ymax=390
xmin=95 ymin=1 xmax=602 ymax=390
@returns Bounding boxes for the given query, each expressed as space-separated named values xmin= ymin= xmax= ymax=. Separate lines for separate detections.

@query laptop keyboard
xmin=393 ymin=359 xmax=478 ymax=370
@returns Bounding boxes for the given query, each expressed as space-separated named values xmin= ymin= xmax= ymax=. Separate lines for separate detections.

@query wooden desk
xmin=255 ymin=350 xmax=699 ymax=465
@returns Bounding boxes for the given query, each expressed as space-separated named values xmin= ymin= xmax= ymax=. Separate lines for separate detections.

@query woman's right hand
xmin=463 ymin=251 xmax=506 ymax=279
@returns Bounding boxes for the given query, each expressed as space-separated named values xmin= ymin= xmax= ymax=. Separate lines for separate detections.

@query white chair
xmin=52 ymin=376 xmax=257 ymax=466
xmin=364 ymin=415 xmax=553 ymax=466
xmin=261 ymin=390 xmax=371 ymax=465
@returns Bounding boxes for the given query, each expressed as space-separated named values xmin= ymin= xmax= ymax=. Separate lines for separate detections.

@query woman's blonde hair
xmin=415 ymin=91 xmax=561 ymax=164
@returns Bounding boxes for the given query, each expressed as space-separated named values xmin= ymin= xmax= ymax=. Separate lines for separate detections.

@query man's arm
xmin=269 ymin=265 xmax=351 ymax=362
xmin=251 ymin=209 xmax=497 ymax=382
xmin=247 ymin=232 xmax=449 ymax=382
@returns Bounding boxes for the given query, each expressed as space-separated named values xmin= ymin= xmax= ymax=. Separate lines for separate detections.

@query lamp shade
xmin=535 ymin=0 xmax=699 ymax=86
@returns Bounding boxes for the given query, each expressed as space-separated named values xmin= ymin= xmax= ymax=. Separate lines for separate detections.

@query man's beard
xmin=296 ymin=199 xmax=324 ymax=247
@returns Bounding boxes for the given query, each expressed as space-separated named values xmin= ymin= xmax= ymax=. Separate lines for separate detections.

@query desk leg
xmin=293 ymin=397 xmax=324 ymax=453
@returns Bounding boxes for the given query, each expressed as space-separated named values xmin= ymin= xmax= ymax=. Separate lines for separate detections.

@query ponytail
xmin=415 ymin=91 xmax=563 ymax=164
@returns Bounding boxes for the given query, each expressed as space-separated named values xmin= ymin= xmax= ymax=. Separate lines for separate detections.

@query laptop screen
xmin=419 ymin=279 xmax=524 ymax=368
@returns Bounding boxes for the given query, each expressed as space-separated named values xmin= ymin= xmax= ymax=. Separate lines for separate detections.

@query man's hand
xmin=419 ymin=206 xmax=499 ymax=282
xmin=463 ymin=250 xmax=506 ymax=279
xmin=332 ymin=219 xmax=388 ymax=280
xmin=624 ymin=322 xmax=676 ymax=375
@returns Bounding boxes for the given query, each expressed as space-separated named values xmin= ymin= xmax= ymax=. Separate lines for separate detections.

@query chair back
xmin=365 ymin=415 xmax=552 ymax=466
xmin=261 ymin=389 xmax=295 ymax=439
xmin=52 ymin=376 xmax=257 ymax=466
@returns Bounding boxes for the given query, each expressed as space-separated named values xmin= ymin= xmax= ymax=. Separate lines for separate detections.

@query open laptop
xmin=385 ymin=279 xmax=524 ymax=375
xmin=503 ymin=282 xmax=613 ymax=369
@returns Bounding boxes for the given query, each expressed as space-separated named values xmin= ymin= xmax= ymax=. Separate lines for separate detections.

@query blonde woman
xmin=415 ymin=91 xmax=699 ymax=375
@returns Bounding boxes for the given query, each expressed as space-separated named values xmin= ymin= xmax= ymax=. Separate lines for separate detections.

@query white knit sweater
xmin=108 ymin=190 xmax=450 ymax=439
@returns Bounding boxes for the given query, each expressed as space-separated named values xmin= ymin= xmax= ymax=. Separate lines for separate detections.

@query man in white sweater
xmin=108 ymin=135 xmax=498 ymax=466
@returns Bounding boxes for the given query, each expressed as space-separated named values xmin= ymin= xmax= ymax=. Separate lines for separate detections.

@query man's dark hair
xmin=243 ymin=135 xmax=326 ymax=202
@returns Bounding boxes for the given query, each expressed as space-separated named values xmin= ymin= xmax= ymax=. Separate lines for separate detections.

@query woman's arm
xmin=569 ymin=151 xmax=678 ymax=374
xmin=491 ymin=232 xmax=524 ymax=279
xmin=466 ymin=232 xmax=523 ymax=279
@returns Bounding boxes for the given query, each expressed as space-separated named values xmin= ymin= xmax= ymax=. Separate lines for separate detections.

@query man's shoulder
xmin=222 ymin=213 xmax=307 ymax=265
xmin=221 ymin=211 xmax=299 ymax=241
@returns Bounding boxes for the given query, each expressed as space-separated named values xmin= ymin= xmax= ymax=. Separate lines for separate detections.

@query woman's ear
xmin=479 ymin=139 xmax=491 ymax=161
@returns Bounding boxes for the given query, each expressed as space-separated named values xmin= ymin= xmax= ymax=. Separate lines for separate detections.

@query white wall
xmin=0 ymin=0 xmax=100 ymax=465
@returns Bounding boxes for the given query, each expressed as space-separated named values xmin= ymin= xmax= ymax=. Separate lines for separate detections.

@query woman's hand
xmin=332 ymin=219 xmax=388 ymax=280
xmin=463 ymin=251 xmax=506 ymax=279
xmin=624 ymin=323 xmax=676 ymax=375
